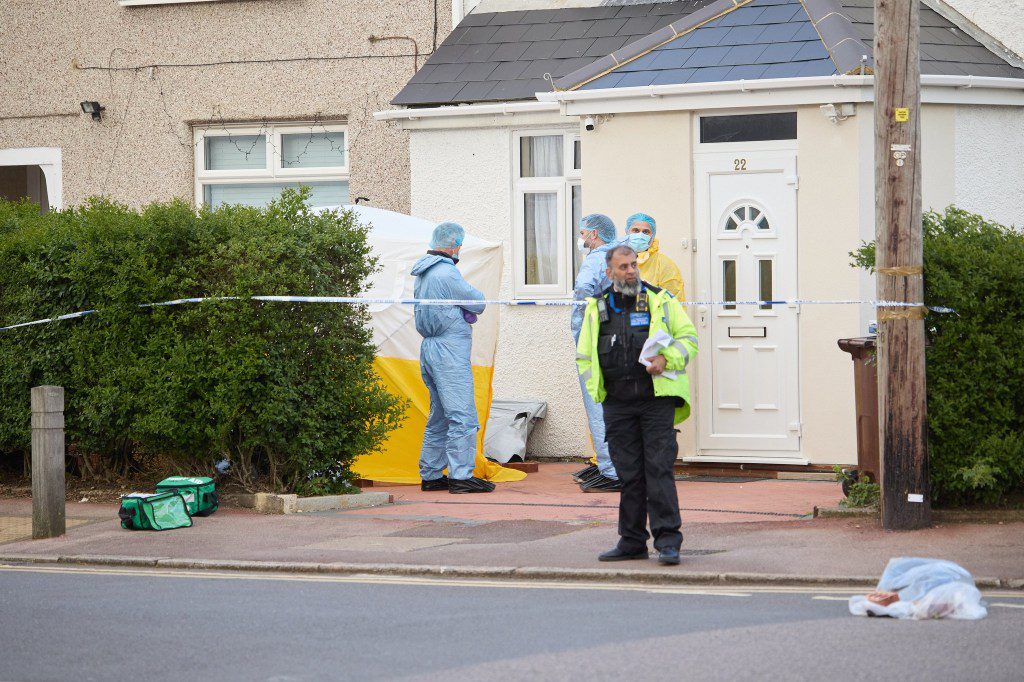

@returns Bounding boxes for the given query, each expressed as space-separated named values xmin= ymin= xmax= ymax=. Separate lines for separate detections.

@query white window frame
xmin=512 ymin=129 xmax=581 ymax=299
xmin=193 ymin=122 xmax=348 ymax=207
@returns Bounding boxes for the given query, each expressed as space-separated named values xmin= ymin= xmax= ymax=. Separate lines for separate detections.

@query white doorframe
xmin=0 ymin=147 xmax=63 ymax=210
xmin=690 ymin=144 xmax=805 ymax=465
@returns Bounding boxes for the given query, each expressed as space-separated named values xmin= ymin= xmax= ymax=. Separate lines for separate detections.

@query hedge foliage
xmin=851 ymin=207 xmax=1024 ymax=507
xmin=0 ymin=189 xmax=405 ymax=494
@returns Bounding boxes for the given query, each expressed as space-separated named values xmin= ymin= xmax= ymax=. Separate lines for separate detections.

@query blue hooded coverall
xmin=411 ymin=253 xmax=486 ymax=481
xmin=571 ymin=242 xmax=619 ymax=480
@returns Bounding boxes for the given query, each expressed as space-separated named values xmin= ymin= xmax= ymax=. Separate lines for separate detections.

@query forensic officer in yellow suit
xmin=576 ymin=244 xmax=698 ymax=565
xmin=625 ymin=212 xmax=685 ymax=300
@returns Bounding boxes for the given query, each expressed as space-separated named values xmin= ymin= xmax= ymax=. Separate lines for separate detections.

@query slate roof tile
xmin=757 ymin=4 xmax=804 ymax=23
xmin=792 ymin=40 xmax=830 ymax=62
xmin=453 ymin=81 xmax=498 ymax=100
xmin=651 ymin=48 xmax=697 ymax=70
xmin=617 ymin=71 xmax=659 ymax=87
xmin=585 ymin=18 xmax=630 ymax=39
xmin=685 ymin=26 xmax=733 ymax=48
xmin=688 ymin=65 xmax=736 ymax=83
xmin=521 ymin=23 xmax=560 ymax=42
xmin=553 ymin=38 xmax=597 ymax=59
xmin=553 ymin=21 xmax=593 ymax=41
xmin=683 ymin=45 xmax=733 ymax=68
xmin=393 ymin=0 xmax=1020 ymax=107
xmin=585 ymin=36 xmax=630 ymax=57
xmin=725 ymin=64 xmax=770 ymax=80
xmin=461 ymin=43 xmax=498 ymax=63
xmin=754 ymin=41 xmax=804 ymax=64
xmin=458 ymin=62 xmax=500 ymax=82
xmin=720 ymin=44 xmax=769 ymax=66
xmin=490 ymin=24 xmax=531 ymax=43
xmin=651 ymin=67 xmax=698 ymax=84
xmin=489 ymin=61 xmax=531 ymax=81
xmin=490 ymin=42 xmax=530 ymax=62
xmin=520 ymin=41 xmax=561 ymax=60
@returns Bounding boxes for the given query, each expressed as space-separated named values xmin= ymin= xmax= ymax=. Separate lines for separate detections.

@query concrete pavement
xmin=2 ymin=464 xmax=1022 ymax=587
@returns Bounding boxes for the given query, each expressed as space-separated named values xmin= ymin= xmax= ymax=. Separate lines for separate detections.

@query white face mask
xmin=577 ymin=237 xmax=587 ymax=252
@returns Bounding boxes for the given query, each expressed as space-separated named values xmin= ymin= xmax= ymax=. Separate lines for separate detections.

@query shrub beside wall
xmin=852 ymin=207 xmax=1024 ymax=507
xmin=0 ymin=189 xmax=405 ymax=494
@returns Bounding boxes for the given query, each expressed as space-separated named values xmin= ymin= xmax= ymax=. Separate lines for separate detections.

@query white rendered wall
xmin=409 ymin=125 xmax=587 ymax=459
xmin=954 ymin=105 xmax=1024 ymax=228
xmin=945 ymin=0 xmax=1024 ymax=58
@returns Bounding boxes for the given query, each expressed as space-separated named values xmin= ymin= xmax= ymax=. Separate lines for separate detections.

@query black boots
xmin=580 ymin=474 xmax=623 ymax=493
xmin=420 ymin=476 xmax=450 ymax=491
xmin=598 ymin=547 xmax=649 ymax=562
xmin=448 ymin=477 xmax=496 ymax=494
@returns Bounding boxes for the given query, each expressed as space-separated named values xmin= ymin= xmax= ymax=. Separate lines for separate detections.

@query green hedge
xmin=0 ymin=189 xmax=405 ymax=494
xmin=851 ymin=207 xmax=1024 ymax=507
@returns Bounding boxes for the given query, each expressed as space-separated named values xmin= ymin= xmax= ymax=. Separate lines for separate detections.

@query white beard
xmin=613 ymin=280 xmax=641 ymax=297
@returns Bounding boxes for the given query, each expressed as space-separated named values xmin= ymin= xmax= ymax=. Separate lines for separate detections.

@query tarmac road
xmin=1 ymin=564 xmax=1023 ymax=682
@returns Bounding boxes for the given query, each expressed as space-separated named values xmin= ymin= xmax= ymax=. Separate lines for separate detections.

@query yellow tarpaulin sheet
xmin=333 ymin=205 xmax=526 ymax=485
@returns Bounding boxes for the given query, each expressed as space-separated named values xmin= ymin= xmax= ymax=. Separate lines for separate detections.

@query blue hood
xmin=411 ymin=253 xmax=453 ymax=277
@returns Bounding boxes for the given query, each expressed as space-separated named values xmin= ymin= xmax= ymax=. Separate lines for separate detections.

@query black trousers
xmin=603 ymin=396 xmax=682 ymax=552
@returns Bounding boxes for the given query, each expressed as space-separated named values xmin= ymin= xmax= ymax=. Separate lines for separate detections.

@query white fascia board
xmin=374 ymin=101 xmax=564 ymax=130
xmin=539 ymin=75 xmax=1024 ymax=115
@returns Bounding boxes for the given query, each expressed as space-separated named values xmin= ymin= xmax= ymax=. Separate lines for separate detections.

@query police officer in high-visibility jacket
xmin=576 ymin=244 xmax=698 ymax=565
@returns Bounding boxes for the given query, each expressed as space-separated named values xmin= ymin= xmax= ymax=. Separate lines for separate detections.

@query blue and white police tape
xmin=0 ymin=296 xmax=954 ymax=333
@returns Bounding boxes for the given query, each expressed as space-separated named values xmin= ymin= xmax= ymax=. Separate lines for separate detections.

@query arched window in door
xmin=723 ymin=203 xmax=771 ymax=232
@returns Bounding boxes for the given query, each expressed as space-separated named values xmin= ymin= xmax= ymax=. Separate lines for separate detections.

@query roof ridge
xmin=553 ymin=0 xmax=754 ymax=91
xmin=800 ymin=0 xmax=873 ymax=75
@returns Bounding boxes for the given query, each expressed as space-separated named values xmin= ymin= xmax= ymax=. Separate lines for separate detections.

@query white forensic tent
xmin=316 ymin=204 xmax=526 ymax=484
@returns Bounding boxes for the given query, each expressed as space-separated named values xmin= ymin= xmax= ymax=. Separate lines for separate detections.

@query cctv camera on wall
xmin=584 ymin=117 xmax=595 ymax=131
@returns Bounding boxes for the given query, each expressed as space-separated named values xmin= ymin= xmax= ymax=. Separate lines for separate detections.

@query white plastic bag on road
xmin=849 ymin=558 xmax=988 ymax=620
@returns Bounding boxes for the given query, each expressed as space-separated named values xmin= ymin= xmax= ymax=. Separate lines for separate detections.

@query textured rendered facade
xmin=0 ymin=0 xmax=453 ymax=211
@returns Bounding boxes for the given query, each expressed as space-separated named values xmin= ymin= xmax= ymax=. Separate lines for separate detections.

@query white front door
xmin=693 ymin=151 xmax=800 ymax=457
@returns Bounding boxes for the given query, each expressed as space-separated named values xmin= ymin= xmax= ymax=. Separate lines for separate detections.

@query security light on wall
xmin=80 ymin=101 xmax=105 ymax=122
xmin=820 ymin=103 xmax=856 ymax=124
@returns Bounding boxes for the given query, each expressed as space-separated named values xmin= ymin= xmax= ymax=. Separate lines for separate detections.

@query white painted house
xmin=377 ymin=0 xmax=1024 ymax=469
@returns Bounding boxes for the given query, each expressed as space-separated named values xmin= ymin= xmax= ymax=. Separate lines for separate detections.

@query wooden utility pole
xmin=874 ymin=0 xmax=930 ymax=529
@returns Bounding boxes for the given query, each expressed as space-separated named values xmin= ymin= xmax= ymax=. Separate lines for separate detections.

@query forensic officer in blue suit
xmin=411 ymin=221 xmax=495 ymax=494
xmin=571 ymin=214 xmax=623 ymax=493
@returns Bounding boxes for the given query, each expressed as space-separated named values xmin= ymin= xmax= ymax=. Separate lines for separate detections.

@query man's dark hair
xmin=606 ymin=244 xmax=637 ymax=266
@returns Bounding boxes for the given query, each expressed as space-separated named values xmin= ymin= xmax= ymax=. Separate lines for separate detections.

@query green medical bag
xmin=119 ymin=491 xmax=193 ymax=531
xmin=155 ymin=476 xmax=219 ymax=517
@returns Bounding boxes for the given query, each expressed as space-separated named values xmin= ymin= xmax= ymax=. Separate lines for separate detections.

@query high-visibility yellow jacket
xmin=576 ymin=284 xmax=699 ymax=424
xmin=637 ymin=239 xmax=685 ymax=300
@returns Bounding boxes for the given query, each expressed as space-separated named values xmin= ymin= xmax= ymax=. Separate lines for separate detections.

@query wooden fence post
xmin=31 ymin=385 xmax=66 ymax=539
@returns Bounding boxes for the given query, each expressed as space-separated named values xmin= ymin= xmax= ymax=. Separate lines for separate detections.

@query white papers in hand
xmin=638 ymin=329 xmax=678 ymax=380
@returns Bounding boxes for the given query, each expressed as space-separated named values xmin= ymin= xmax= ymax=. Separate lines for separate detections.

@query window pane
xmin=573 ymin=139 xmax=581 ymax=170
xmin=723 ymin=260 xmax=736 ymax=310
xmin=699 ymin=113 xmax=797 ymax=143
xmin=524 ymin=192 xmax=558 ymax=285
xmin=204 ymin=135 xmax=266 ymax=170
xmin=520 ymin=135 xmax=563 ymax=177
xmin=204 ymin=181 xmax=349 ymax=208
xmin=571 ymin=184 xmax=583 ymax=276
xmin=281 ymin=132 xmax=346 ymax=168
xmin=759 ymin=260 xmax=773 ymax=310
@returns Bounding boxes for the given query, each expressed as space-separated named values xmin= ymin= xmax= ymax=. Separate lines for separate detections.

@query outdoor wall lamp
xmin=820 ymin=102 xmax=856 ymax=125
xmin=80 ymin=101 xmax=105 ymax=122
